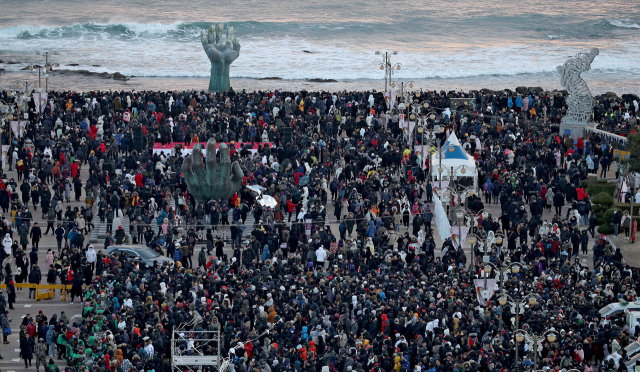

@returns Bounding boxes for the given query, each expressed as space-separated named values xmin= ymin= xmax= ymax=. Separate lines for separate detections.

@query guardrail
xmin=0 ymin=283 xmax=73 ymax=301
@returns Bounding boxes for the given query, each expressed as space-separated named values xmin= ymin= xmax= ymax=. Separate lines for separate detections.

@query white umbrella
xmin=257 ymin=195 xmax=278 ymax=208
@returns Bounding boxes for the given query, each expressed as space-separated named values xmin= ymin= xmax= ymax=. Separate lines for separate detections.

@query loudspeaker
xmin=283 ymin=126 xmax=292 ymax=146
xmin=132 ymin=126 xmax=143 ymax=152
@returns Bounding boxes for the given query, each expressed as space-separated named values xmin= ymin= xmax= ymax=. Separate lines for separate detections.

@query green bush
xmin=592 ymin=192 xmax=614 ymax=207
xmin=587 ymin=181 xmax=616 ymax=197
xmin=596 ymin=217 xmax=607 ymax=226
xmin=611 ymin=204 xmax=640 ymax=215
xmin=598 ymin=223 xmax=613 ymax=234
xmin=580 ymin=180 xmax=589 ymax=189
xmin=592 ymin=205 xmax=608 ymax=214
xmin=604 ymin=208 xmax=615 ymax=222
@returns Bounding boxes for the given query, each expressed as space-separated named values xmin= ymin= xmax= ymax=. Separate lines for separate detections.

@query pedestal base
xmin=559 ymin=121 xmax=589 ymax=139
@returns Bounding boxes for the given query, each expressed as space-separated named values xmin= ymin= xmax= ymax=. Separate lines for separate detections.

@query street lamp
xmin=482 ymin=262 xmax=524 ymax=331
xmin=442 ymin=184 xmax=473 ymax=220
xmin=36 ymin=51 xmax=59 ymax=92
xmin=498 ymin=294 xmax=540 ymax=372
xmin=514 ymin=329 xmax=558 ymax=371
xmin=0 ymin=99 xmax=13 ymax=147
xmin=375 ymin=51 xmax=401 ymax=92
xmin=466 ymin=227 xmax=502 ymax=268
xmin=390 ymin=80 xmax=415 ymax=98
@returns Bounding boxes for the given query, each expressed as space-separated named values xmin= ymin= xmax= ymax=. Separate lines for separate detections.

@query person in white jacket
xmin=86 ymin=245 xmax=97 ymax=273
xmin=315 ymin=246 xmax=327 ymax=268
xmin=2 ymin=234 xmax=11 ymax=256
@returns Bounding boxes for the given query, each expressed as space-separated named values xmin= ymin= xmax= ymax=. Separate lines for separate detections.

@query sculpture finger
xmin=205 ymin=138 xmax=218 ymax=170
xmin=191 ymin=143 xmax=205 ymax=173
xmin=182 ymin=156 xmax=194 ymax=177
xmin=232 ymin=37 xmax=241 ymax=53
xmin=218 ymin=142 xmax=231 ymax=179
xmin=230 ymin=161 xmax=244 ymax=185
xmin=226 ymin=26 xmax=234 ymax=43
xmin=215 ymin=23 xmax=224 ymax=44
xmin=207 ymin=26 xmax=215 ymax=45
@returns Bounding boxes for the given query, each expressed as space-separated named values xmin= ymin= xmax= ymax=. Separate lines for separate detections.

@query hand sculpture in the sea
xmin=182 ymin=139 xmax=244 ymax=203
xmin=201 ymin=23 xmax=240 ymax=92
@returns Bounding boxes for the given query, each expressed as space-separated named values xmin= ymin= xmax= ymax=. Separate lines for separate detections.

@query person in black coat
xmin=69 ymin=273 xmax=83 ymax=305
xmin=20 ymin=333 xmax=34 ymax=367
xmin=30 ymin=223 xmax=42 ymax=249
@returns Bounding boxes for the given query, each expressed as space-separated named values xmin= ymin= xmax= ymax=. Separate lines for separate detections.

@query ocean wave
xmin=605 ymin=19 xmax=640 ymax=29
xmin=0 ymin=21 xmax=382 ymax=40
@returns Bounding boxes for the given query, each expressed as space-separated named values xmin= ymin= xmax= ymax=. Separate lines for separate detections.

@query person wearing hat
xmin=35 ymin=337 xmax=47 ymax=372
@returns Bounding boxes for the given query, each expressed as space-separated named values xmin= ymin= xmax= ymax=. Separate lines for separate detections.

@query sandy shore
xmin=1 ymin=69 xmax=639 ymax=95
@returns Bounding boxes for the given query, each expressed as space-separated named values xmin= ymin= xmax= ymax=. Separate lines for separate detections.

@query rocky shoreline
xmin=0 ymin=60 xmax=130 ymax=81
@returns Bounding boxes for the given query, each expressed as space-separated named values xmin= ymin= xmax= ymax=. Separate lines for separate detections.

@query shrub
xmin=611 ymin=204 xmax=640 ymax=215
xmin=596 ymin=217 xmax=607 ymax=226
xmin=598 ymin=223 xmax=613 ymax=234
xmin=592 ymin=192 xmax=614 ymax=207
xmin=603 ymin=208 xmax=615 ymax=222
xmin=587 ymin=181 xmax=616 ymax=197
xmin=580 ymin=180 xmax=589 ymax=189
xmin=592 ymin=205 xmax=608 ymax=214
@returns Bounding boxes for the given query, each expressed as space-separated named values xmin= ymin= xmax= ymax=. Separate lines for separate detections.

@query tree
xmin=628 ymin=133 xmax=640 ymax=173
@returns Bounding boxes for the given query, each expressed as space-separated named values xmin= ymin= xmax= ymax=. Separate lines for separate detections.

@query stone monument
xmin=557 ymin=47 xmax=599 ymax=138
xmin=181 ymin=139 xmax=244 ymax=203
xmin=201 ymin=23 xmax=241 ymax=92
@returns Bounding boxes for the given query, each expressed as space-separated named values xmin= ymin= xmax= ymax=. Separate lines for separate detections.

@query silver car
xmin=104 ymin=245 xmax=174 ymax=267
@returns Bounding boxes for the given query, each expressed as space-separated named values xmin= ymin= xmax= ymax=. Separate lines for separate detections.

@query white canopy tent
xmin=431 ymin=133 xmax=478 ymax=191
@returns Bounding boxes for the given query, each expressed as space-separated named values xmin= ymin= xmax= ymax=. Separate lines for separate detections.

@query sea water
xmin=0 ymin=0 xmax=639 ymax=94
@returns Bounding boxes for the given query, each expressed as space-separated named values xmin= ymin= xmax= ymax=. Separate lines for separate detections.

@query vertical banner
xmin=474 ymin=279 xmax=497 ymax=306
xmin=1 ymin=145 xmax=9 ymax=170
xmin=432 ymin=181 xmax=450 ymax=198
xmin=33 ymin=92 xmax=48 ymax=113
xmin=10 ymin=121 xmax=19 ymax=138
xmin=19 ymin=121 xmax=26 ymax=138
xmin=450 ymin=226 xmax=470 ymax=248
xmin=305 ymin=218 xmax=312 ymax=239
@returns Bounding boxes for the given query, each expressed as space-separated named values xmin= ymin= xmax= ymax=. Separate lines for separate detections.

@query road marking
xmin=11 ymin=358 xmax=19 ymax=362
xmin=23 ymin=305 xmax=31 ymax=308
xmin=72 ymin=314 xmax=82 ymax=319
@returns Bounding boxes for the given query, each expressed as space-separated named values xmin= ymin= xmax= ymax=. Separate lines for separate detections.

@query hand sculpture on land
xmin=182 ymin=139 xmax=244 ymax=203
xmin=201 ymin=23 xmax=241 ymax=92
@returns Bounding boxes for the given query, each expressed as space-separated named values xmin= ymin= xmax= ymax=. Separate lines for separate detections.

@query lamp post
xmin=482 ymin=262 xmax=524 ymax=332
xmin=466 ymin=227 xmax=503 ymax=270
xmin=497 ymin=294 xmax=540 ymax=372
xmin=454 ymin=208 xmax=475 ymax=250
xmin=390 ymin=80 xmax=415 ymax=99
xmin=514 ymin=329 xmax=558 ymax=371
xmin=0 ymin=98 xmax=17 ymax=148
xmin=375 ymin=51 xmax=401 ymax=92
xmin=35 ymin=51 xmax=59 ymax=92
xmin=442 ymin=183 xmax=473 ymax=221
xmin=424 ymin=116 xmax=443 ymax=184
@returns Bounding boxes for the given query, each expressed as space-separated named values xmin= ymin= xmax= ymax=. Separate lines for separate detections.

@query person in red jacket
xmin=135 ymin=173 xmax=144 ymax=188
xmin=71 ymin=162 xmax=79 ymax=178
xmin=287 ymin=200 xmax=297 ymax=222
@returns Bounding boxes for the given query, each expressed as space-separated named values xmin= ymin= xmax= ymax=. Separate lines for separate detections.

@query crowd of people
xmin=0 ymin=86 xmax=637 ymax=372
